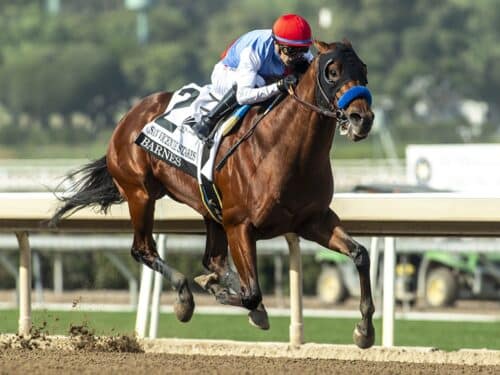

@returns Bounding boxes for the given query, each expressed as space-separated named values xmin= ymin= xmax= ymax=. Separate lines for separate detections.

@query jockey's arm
xmin=234 ymin=47 xmax=281 ymax=105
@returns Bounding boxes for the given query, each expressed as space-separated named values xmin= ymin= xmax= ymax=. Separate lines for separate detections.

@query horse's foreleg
xmin=299 ymin=209 xmax=375 ymax=349
xmin=225 ymin=222 xmax=269 ymax=330
xmin=126 ymin=187 xmax=194 ymax=322
xmin=195 ymin=219 xmax=242 ymax=306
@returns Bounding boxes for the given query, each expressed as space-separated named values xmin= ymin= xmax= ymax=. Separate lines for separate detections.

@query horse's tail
xmin=49 ymin=156 xmax=124 ymax=227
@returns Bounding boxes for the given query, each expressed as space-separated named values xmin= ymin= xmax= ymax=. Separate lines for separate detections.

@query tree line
xmin=0 ymin=0 xmax=498 ymax=147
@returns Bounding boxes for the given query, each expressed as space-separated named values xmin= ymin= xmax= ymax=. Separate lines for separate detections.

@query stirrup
xmin=203 ymin=136 xmax=214 ymax=148
xmin=194 ymin=123 xmax=215 ymax=147
xmin=193 ymin=125 xmax=208 ymax=139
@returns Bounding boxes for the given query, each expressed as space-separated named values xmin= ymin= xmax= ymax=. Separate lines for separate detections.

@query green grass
xmin=1 ymin=310 xmax=499 ymax=351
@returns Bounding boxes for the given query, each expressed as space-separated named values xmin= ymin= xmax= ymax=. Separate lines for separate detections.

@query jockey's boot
xmin=192 ymin=87 xmax=238 ymax=143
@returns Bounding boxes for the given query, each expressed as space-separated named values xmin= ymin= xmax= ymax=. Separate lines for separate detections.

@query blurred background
xmin=0 ymin=0 xmax=498 ymax=159
xmin=0 ymin=0 xmax=498 ymax=348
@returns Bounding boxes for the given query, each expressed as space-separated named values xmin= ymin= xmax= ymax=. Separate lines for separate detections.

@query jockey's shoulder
xmin=235 ymin=29 xmax=274 ymax=46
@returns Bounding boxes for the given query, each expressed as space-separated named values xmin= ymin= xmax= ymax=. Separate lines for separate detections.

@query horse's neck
xmin=259 ymin=70 xmax=335 ymax=167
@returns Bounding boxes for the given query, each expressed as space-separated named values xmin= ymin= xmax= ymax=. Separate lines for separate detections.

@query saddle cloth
xmin=135 ymin=83 xmax=249 ymax=223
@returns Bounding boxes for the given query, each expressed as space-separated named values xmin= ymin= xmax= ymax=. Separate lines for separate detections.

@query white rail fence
xmin=1 ymin=233 xmax=498 ymax=308
xmin=0 ymin=158 xmax=406 ymax=193
xmin=1 ymin=192 xmax=500 ymax=347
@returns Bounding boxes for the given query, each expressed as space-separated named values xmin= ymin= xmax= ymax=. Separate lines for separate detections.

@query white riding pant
xmin=210 ymin=62 xmax=279 ymax=105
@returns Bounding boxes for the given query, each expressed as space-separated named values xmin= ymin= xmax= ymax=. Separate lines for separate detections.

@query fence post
xmin=135 ymin=232 xmax=156 ymax=337
xmin=382 ymin=236 xmax=396 ymax=347
xmin=53 ymin=253 xmax=63 ymax=295
xmin=149 ymin=234 xmax=166 ymax=338
xmin=285 ymin=233 xmax=303 ymax=347
xmin=16 ymin=231 xmax=32 ymax=336
xmin=369 ymin=236 xmax=379 ymax=294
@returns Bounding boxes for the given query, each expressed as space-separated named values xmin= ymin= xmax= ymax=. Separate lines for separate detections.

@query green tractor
xmin=417 ymin=251 xmax=500 ymax=307
xmin=315 ymin=251 xmax=353 ymax=305
xmin=315 ymin=247 xmax=500 ymax=307
xmin=315 ymin=184 xmax=500 ymax=307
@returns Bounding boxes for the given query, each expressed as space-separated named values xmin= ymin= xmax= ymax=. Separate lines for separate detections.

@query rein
xmin=216 ymin=78 xmax=353 ymax=173
xmin=288 ymin=81 xmax=350 ymax=131
xmin=287 ymin=86 xmax=338 ymax=118
xmin=215 ymin=93 xmax=284 ymax=171
xmin=215 ymin=56 xmax=371 ymax=171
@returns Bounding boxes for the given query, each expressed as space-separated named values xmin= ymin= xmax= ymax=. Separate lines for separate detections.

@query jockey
xmin=192 ymin=13 xmax=314 ymax=141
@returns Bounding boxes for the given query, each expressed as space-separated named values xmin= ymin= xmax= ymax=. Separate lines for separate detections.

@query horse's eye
xmin=327 ymin=67 xmax=339 ymax=82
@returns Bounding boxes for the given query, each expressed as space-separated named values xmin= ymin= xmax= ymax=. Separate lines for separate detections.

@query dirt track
xmin=0 ymin=334 xmax=499 ymax=375
xmin=1 ymin=291 xmax=499 ymax=374
xmin=1 ymin=349 xmax=499 ymax=375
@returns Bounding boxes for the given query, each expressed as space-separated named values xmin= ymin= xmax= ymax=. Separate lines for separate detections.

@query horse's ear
xmin=313 ymin=40 xmax=330 ymax=54
xmin=341 ymin=37 xmax=352 ymax=48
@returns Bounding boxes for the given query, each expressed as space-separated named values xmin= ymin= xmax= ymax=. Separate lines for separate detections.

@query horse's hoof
xmin=174 ymin=296 xmax=195 ymax=323
xmin=353 ymin=323 xmax=375 ymax=349
xmin=174 ymin=281 xmax=195 ymax=323
xmin=248 ymin=303 xmax=269 ymax=330
xmin=194 ymin=273 xmax=218 ymax=290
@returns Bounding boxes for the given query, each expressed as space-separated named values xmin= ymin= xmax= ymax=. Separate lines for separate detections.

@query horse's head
xmin=313 ymin=40 xmax=374 ymax=141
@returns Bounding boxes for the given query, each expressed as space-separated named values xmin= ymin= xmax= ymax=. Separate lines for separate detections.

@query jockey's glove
xmin=277 ymin=74 xmax=298 ymax=93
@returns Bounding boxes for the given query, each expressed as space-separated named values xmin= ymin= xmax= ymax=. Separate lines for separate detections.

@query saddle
xmin=135 ymin=83 xmax=250 ymax=222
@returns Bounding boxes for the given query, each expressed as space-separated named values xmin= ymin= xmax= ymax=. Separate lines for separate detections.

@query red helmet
xmin=272 ymin=14 xmax=312 ymax=47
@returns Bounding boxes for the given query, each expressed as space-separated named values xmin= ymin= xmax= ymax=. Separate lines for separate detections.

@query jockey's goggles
xmin=278 ymin=44 xmax=309 ymax=57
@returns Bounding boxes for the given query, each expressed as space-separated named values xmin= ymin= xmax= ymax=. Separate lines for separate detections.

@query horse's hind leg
xmin=300 ymin=209 xmax=375 ymax=349
xmin=125 ymin=186 xmax=195 ymax=322
xmin=195 ymin=219 xmax=243 ymax=306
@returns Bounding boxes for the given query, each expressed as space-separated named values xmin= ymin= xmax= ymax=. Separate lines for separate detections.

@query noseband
xmin=288 ymin=44 xmax=372 ymax=127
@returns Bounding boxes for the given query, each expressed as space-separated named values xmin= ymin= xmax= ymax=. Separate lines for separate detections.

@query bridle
xmin=287 ymin=85 xmax=351 ymax=132
xmin=287 ymin=43 xmax=371 ymax=131
xmin=216 ymin=44 xmax=372 ymax=170
xmin=287 ymin=86 xmax=339 ymax=118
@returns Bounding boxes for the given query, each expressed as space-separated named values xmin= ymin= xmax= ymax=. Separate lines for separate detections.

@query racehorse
xmin=50 ymin=40 xmax=375 ymax=348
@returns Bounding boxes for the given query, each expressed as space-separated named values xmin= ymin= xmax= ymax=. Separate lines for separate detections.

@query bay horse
xmin=51 ymin=40 xmax=375 ymax=348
